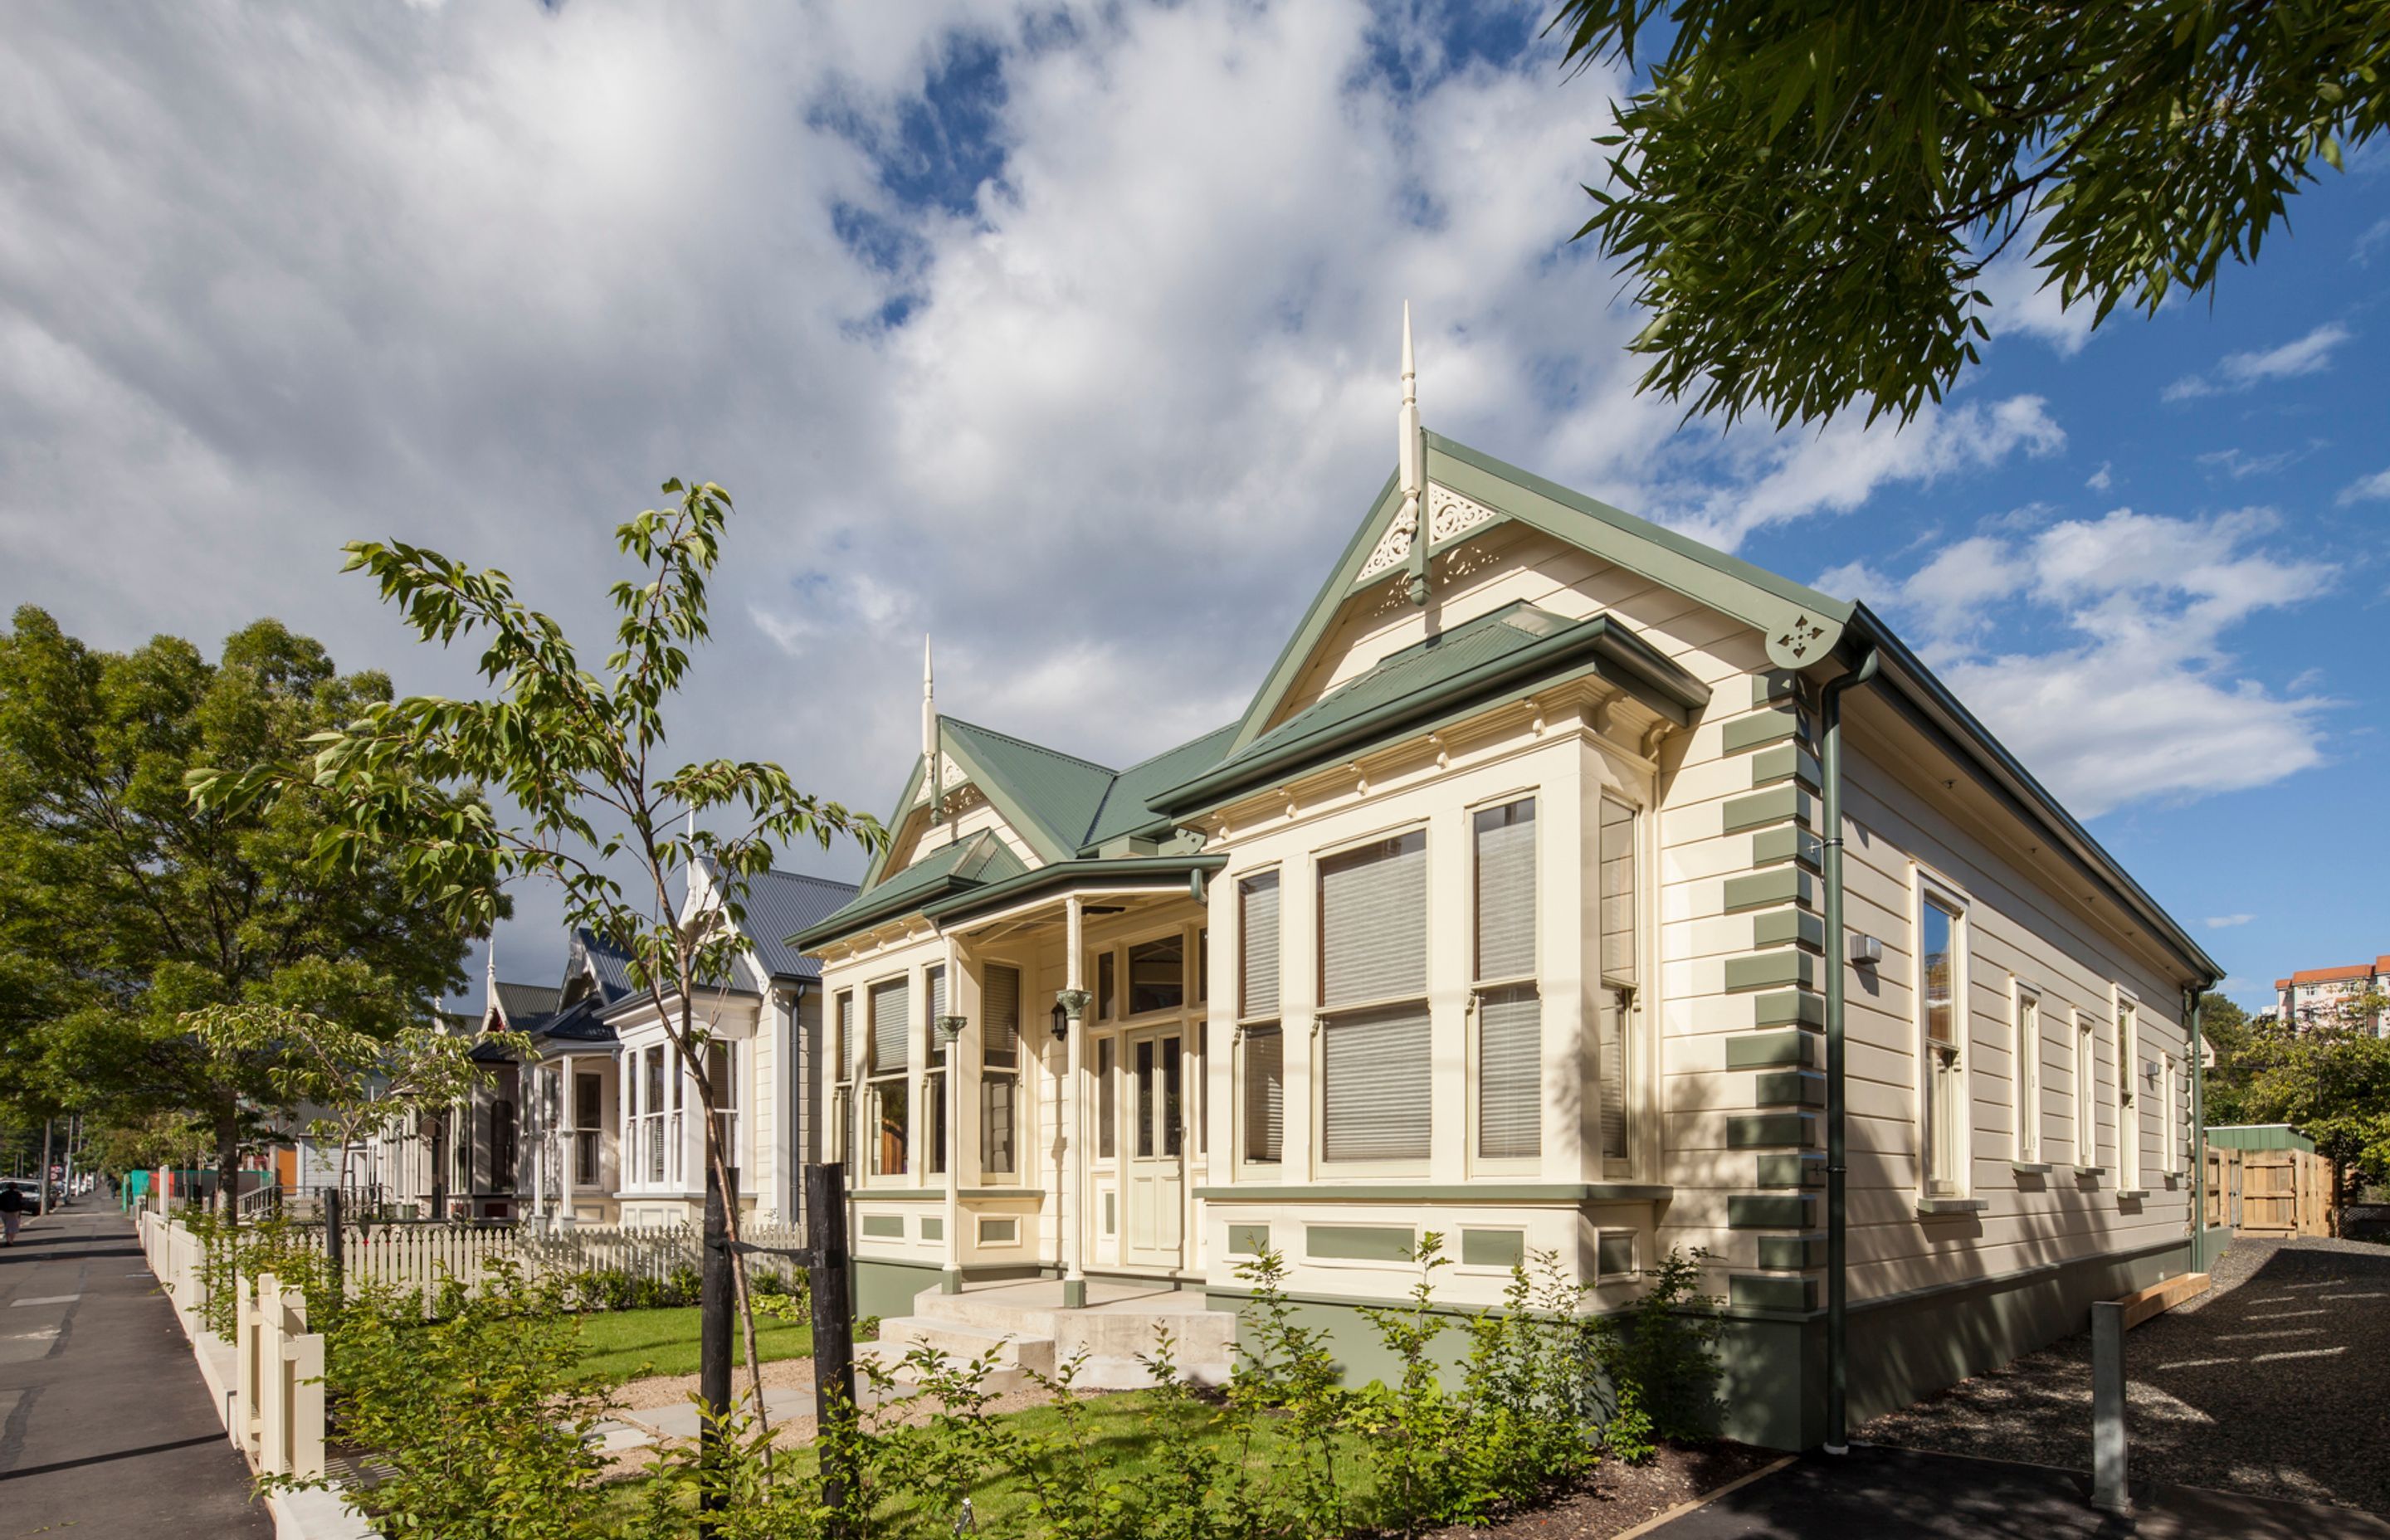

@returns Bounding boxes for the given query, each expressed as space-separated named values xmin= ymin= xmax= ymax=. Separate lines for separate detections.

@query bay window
xmin=867 ymin=977 xmax=910 ymax=1177
xmin=1318 ymin=830 xmax=1429 ymax=1164
xmin=1237 ymin=871 xmax=1283 ymax=1166
xmin=1473 ymin=797 xmax=1539 ymax=1162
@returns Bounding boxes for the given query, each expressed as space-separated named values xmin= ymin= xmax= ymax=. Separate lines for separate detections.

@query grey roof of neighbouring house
xmin=493 ymin=981 xmax=562 ymax=1028
xmin=729 ymin=867 xmax=861 ymax=981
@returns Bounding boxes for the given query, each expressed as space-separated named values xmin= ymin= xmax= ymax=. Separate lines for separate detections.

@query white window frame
xmin=1312 ymin=822 xmax=1433 ymax=1174
xmin=2012 ymin=982 xmax=2042 ymax=1164
xmin=2114 ymin=986 xmax=2142 ymax=1192
xmin=2160 ymin=1051 xmax=2180 ymax=1177
xmin=1914 ymin=870 xmax=1973 ymax=1201
xmin=1471 ymin=792 xmax=1541 ymax=1170
xmin=978 ymin=962 xmax=1023 ymax=1180
xmin=1235 ymin=867 xmax=1285 ymax=1171
xmin=828 ymin=989 xmax=855 ymax=1167
xmin=2074 ymin=1006 xmax=2098 ymax=1170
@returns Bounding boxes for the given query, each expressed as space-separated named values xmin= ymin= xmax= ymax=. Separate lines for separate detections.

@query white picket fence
xmin=137 ymin=1212 xmax=329 ymax=1482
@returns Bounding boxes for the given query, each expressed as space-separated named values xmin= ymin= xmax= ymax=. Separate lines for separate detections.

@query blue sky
xmin=0 ymin=2 xmax=2380 ymax=1010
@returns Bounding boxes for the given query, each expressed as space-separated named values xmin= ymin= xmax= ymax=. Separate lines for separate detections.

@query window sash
xmin=1597 ymin=797 xmax=1638 ymax=985
xmin=979 ymin=1073 xmax=1017 ymax=1174
xmin=1097 ymin=1036 xmax=1117 ymax=1159
xmin=833 ymin=992 xmax=853 ymax=1079
xmin=2015 ymin=992 xmax=2041 ymax=1162
xmin=1321 ymin=1002 xmax=1431 ymax=1162
xmin=1318 ymin=830 xmax=1427 ymax=1009
xmin=1239 ymin=872 xmax=1281 ymax=1019
xmin=869 ymin=979 xmax=909 ymax=1075
xmin=2075 ymin=1012 xmax=2096 ymax=1166
xmin=1128 ymin=937 xmax=1186 ymax=1015
xmin=925 ymin=966 xmax=948 ymax=1065
xmin=1241 ymin=1024 xmax=1283 ymax=1165
xmin=983 ymin=965 xmax=1022 ymax=1069
xmin=1477 ymin=985 xmax=1540 ymax=1161
xmin=1921 ymin=899 xmax=1959 ymax=1046
xmin=1474 ymin=798 xmax=1536 ymax=982
xmin=1596 ymin=985 xmax=1630 ymax=1161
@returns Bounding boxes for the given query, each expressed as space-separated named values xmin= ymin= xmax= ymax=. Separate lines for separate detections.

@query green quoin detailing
xmin=1751 ymin=826 xmax=1823 ymax=870
xmin=1723 ymin=786 xmax=1814 ymax=835
xmin=1755 ymin=1070 xmax=1826 ymax=1107
xmin=1752 ymin=909 xmax=1827 ymax=952
xmin=1723 ymin=705 xmax=1804 ymax=755
xmin=1731 ymin=1274 xmax=1817 ymax=1313
xmin=861 ymin=1214 xmax=905 ymax=1240
xmin=1753 ymin=989 xmax=1825 ymax=1029
xmin=1752 ymin=672 xmax=1798 ymax=707
xmin=1228 ymin=1224 xmax=1271 ymax=1256
xmin=1729 ymin=1111 xmax=1817 ymax=1148
xmin=1726 ymin=949 xmax=1817 ymax=992
xmin=1758 ymin=1233 xmax=1826 ymax=1270
xmin=1729 ymin=1194 xmax=1813 ymax=1229
xmin=1724 ymin=867 xmax=1815 ymax=914
xmin=1749 ymin=742 xmax=1822 ymax=791
xmin=1726 ymin=1029 xmax=1819 ymax=1070
xmin=920 ymin=1216 xmax=944 ymax=1241
xmin=1307 ymin=1224 xmax=1417 ymax=1262
xmin=1461 ymin=1228 xmax=1526 ymax=1269
xmin=1756 ymin=1152 xmax=1827 ymax=1187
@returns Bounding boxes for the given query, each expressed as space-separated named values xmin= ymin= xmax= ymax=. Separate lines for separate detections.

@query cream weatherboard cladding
xmin=797 ymin=405 xmax=2213 ymax=1451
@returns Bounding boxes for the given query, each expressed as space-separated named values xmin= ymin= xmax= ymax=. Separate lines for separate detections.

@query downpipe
xmin=1821 ymin=648 xmax=1879 ymax=1455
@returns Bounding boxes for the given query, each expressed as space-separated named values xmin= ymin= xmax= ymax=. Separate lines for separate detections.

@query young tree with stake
xmin=190 ymin=480 xmax=883 ymax=1489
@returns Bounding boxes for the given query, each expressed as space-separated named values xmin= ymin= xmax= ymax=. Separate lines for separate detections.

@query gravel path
xmin=1860 ymin=1235 xmax=2390 ymax=1514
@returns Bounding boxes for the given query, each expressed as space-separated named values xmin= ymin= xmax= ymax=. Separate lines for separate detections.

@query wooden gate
xmin=2209 ymin=1144 xmax=2330 ymax=1236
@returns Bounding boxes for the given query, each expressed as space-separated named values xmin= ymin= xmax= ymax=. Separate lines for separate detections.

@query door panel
xmin=1123 ymin=1030 xmax=1183 ymax=1265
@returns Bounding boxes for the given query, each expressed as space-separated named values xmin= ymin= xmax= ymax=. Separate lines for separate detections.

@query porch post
xmin=1062 ymin=896 xmax=1087 ymax=1309
xmin=940 ymin=935 xmax=963 ymax=1295
xmin=558 ymin=1065 xmax=577 ymax=1229
xmin=528 ymin=1065 xmax=549 ymax=1226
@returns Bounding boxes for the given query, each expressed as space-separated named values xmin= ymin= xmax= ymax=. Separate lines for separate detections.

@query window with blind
xmin=980 ymin=964 xmax=1021 ymax=1175
xmin=2013 ymin=987 xmax=2041 ymax=1163
xmin=1238 ymin=872 xmax=1282 ymax=1165
xmin=1474 ymin=798 xmax=1539 ymax=1162
xmin=2114 ymin=994 xmax=2140 ymax=1188
xmin=867 ymin=977 xmax=909 ymax=1177
xmin=924 ymin=966 xmax=948 ymax=1176
xmin=1318 ymin=831 xmax=1429 ymax=1163
xmin=1919 ymin=893 xmax=1968 ymax=1196
xmin=1594 ymin=797 xmax=1639 ymax=1162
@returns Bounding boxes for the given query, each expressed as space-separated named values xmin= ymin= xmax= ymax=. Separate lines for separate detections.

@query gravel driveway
xmin=1859 ymin=1235 xmax=2390 ymax=1514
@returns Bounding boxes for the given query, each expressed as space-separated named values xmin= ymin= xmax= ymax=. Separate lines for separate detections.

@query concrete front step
xmin=869 ymin=1315 xmax=1057 ymax=1394
xmin=906 ymin=1286 xmax=1237 ymax=1389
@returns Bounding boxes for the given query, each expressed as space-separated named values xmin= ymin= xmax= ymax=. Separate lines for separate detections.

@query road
xmin=0 ymin=1204 xmax=271 ymax=1538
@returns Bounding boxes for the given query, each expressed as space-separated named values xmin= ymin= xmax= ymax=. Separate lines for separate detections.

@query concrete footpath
xmin=1636 ymin=1444 xmax=2390 ymax=1539
xmin=0 ymin=1205 xmax=271 ymax=1538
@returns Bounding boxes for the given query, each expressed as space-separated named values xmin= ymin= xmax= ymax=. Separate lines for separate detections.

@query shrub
xmin=1597 ymin=1246 xmax=1724 ymax=1443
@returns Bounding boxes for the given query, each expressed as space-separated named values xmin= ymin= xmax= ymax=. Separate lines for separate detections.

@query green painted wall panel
xmin=851 ymin=1258 xmax=942 ymax=1322
xmin=1726 ymin=949 xmax=1816 ymax=993
xmin=861 ymin=1214 xmax=905 ymax=1239
xmin=1460 ymin=1228 xmax=1526 ymax=1269
xmin=1754 ymin=1070 xmax=1826 ymax=1108
xmin=1731 ymin=1274 xmax=1817 ymax=1313
xmin=1751 ymin=826 xmax=1822 ymax=870
xmin=1724 ymin=868 xmax=1813 ymax=914
xmin=1728 ymin=1194 xmax=1812 ymax=1229
xmin=1723 ymin=786 xmax=1806 ymax=834
xmin=1757 ymin=1234 xmax=1824 ymax=1270
xmin=1753 ymin=989 xmax=1825 ymax=1028
xmin=1748 ymin=742 xmax=1821 ymax=791
xmin=1752 ymin=909 xmax=1827 ymax=953
xmin=920 ymin=1216 xmax=944 ymax=1241
xmin=1755 ymin=1152 xmax=1824 ymax=1187
xmin=1727 ymin=1112 xmax=1815 ymax=1148
xmin=1307 ymin=1224 xmax=1417 ymax=1262
xmin=1724 ymin=709 xmax=1801 ymax=754
xmin=1228 ymin=1224 xmax=1271 ymax=1256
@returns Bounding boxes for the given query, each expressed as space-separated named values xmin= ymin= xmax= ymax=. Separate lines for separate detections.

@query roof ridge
xmin=941 ymin=715 xmax=1120 ymax=777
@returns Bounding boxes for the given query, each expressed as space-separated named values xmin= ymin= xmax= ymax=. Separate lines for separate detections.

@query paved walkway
xmin=1640 ymin=1445 xmax=2390 ymax=1539
xmin=0 ymin=1205 xmax=271 ymax=1538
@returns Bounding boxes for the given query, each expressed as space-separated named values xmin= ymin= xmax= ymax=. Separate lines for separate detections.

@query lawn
xmin=572 ymin=1305 xmax=813 ymax=1382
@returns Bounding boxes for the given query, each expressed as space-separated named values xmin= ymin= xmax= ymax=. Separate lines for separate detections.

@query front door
xmin=1121 ymin=1026 xmax=1184 ymax=1269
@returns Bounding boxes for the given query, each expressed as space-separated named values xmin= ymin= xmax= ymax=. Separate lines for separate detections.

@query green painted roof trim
xmin=1844 ymin=604 xmax=2221 ymax=982
xmin=858 ymin=754 xmax=928 ymax=894
xmin=1149 ymin=607 xmax=1708 ymax=817
xmin=920 ymin=853 xmax=1227 ymax=927
xmin=789 ymin=829 xmax=1026 ymax=950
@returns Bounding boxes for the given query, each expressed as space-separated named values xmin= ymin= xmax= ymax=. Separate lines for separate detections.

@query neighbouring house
xmin=2274 ymin=959 xmax=2389 ymax=1035
xmin=794 ymin=319 xmax=2222 ymax=1450
xmin=427 ymin=864 xmax=858 ymax=1229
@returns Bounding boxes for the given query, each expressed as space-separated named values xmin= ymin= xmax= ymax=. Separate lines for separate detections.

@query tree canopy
xmin=0 ymin=607 xmax=482 ymax=1202
xmin=1553 ymin=0 xmax=2390 ymax=426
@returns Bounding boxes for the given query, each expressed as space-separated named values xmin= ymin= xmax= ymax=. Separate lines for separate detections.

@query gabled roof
xmin=1080 ymin=724 xmax=1238 ymax=850
xmin=729 ymin=867 xmax=861 ymax=982
xmin=492 ymin=981 xmax=561 ymax=1029
xmin=937 ymin=718 xmax=1119 ymax=864
xmin=569 ymin=928 xmax=637 ymax=1003
xmin=792 ymin=828 xmax=1027 ymax=950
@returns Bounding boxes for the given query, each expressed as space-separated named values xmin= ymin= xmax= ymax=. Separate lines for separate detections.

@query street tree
xmin=1553 ymin=1 xmax=2390 ymax=426
xmin=190 ymin=479 xmax=884 ymax=1482
xmin=2241 ymin=989 xmax=2390 ymax=1235
xmin=0 ymin=609 xmax=480 ymax=1215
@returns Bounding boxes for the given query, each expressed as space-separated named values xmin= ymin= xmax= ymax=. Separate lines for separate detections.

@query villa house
xmin=793 ymin=319 xmax=2223 ymax=1449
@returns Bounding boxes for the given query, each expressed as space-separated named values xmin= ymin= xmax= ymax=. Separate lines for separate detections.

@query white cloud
xmin=1857 ymin=507 xmax=2334 ymax=814
xmin=2205 ymin=914 xmax=2256 ymax=929
xmin=2337 ymin=467 xmax=2390 ymax=504
xmin=2354 ymin=217 xmax=2390 ymax=265
xmin=2165 ymin=323 xmax=2353 ymax=402
xmin=1977 ymin=237 xmax=2095 ymax=357
xmin=2085 ymin=461 xmax=2113 ymax=491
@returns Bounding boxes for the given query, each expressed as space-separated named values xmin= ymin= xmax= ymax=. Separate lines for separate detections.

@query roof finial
xmin=1397 ymin=302 xmax=1427 ymax=607
xmin=923 ymin=634 xmax=942 ymax=826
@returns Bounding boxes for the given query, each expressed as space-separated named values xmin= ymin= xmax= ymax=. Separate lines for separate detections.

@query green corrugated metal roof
xmin=2204 ymin=1123 xmax=2317 ymax=1153
xmin=789 ymin=828 xmax=1025 ymax=948
xmin=1078 ymin=723 xmax=1237 ymax=851
xmin=939 ymin=718 xmax=1119 ymax=862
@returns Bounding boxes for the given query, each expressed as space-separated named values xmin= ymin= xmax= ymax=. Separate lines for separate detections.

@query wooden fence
xmin=2204 ymin=1143 xmax=2331 ymax=1236
xmin=314 ymin=1217 xmax=810 ymax=1299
